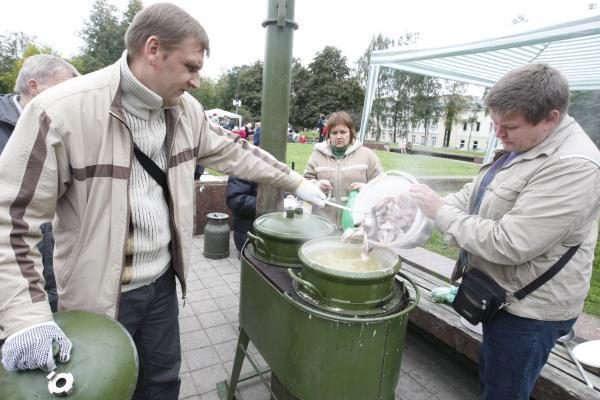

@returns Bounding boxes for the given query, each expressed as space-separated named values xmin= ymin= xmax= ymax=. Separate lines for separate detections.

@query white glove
xmin=295 ymin=179 xmax=326 ymax=207
xmin=1 ymin=321 xmax=72 ymax=372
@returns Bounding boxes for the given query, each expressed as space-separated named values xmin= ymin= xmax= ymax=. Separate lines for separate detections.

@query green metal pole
xmin=257 ymin=0 xmax=298 ymax=216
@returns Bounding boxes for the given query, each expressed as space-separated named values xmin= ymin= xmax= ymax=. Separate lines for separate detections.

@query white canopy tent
xmin=205 ymin=108 xmax=243 ymax=127
xmin=358 ymin=15 xmax=600 ymax=160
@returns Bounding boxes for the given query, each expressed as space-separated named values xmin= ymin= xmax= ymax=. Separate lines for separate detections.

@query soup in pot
xmin=308 ymin=247 xmax=385 ymax=273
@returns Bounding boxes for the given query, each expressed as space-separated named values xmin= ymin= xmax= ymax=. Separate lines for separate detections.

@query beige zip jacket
xmin=436 ymin=116 xmax=600 ymax=321
xmin=304 ymin=141 xmax=383 ymax=227
xmin=0 ymin=61 xmax=301 ymax=338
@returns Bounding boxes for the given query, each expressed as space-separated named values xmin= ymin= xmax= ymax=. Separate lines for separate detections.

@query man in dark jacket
xmin=316 ymin=114 xmax=325 ymax=142
xmin=226 ymin=132 xmax=259 ymax=252
xmin=0 ymin=95 xmax=19 ymax=153
xmin=0 ymin=54 xmax=79 ymax=311
xmin=253 ymin=122 xmax=261 ymax=146
xmin=226 ymin=177 xmax=257 ymax=251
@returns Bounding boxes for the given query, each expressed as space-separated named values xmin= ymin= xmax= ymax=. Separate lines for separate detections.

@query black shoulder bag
xmin=452 ymin=244 xmax=581 ymax=325
xmin=132 ymin=143 xmax=171 ymax=204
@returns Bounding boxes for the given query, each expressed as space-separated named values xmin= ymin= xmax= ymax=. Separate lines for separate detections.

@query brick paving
xmin=177 ymin=235 xmax=481 ymax=399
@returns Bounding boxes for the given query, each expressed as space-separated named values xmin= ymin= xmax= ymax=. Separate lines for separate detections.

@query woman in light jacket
xmin=304 ymin=111 xmax=383 ymax=228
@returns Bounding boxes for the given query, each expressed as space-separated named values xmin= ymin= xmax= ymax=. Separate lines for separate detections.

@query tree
xmin=356 ymin=34 xmax=395 ymax=141
xmin=0 ymin=32 xmax=32 ymax=93
xmin=75 ymin=0 xmax=143 ymax=74
xmin=290 ymin=46 xmax=363 ymax=129
xmin=122 ymin=0 xmax=144 ymax=26
xmin=441 ymin=81 xmax=468 ymax=147
xmin=189 ymin=77 xmax=218 ymax=110
xmin=356 ymin=33 xmax=422 ymax=142
xmin=570 ymin=90 xmax=600 ymax=147
xmin=214 ymin=68 xmax=239 ymax=113
xmin=464 ymin=99 xmax=482 ymax=150
xmin=0 ymin=32 xmax=55 ymax=93
xmin=236 ymin=61 xmax=263 ymax=120
xmin=390 ymin=70 xmax=415 ymax=141
xmin=412 ymin=75 xmax=442 ymax=146
xmin=289 ymin=58 xmax=310 ymax=128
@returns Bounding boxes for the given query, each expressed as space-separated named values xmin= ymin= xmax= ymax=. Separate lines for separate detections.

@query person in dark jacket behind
xmin=226 ymin=132 xmax=259 ymax=252
xmin=226 ymin=177 xmax=257 ymax=252
xmin=253 ymin=122 xmax=261 ymax=146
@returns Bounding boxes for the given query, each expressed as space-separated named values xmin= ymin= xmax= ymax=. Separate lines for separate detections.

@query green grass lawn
xmin=211 ymin=141 xmax=483 ymax=177
xmin=286 ymin=143 xmax=481 ymax=176
xmin=422 ymin=229 xmax=460 ymax=261
xmin=586 ymin=231 xmax=600 ymax=316
xmin=411 ymin=144 xmax=485 ymax=157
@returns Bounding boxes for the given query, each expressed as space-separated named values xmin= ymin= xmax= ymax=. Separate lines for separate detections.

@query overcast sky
xmin=2 ymin=0 xmax=598 ymax=78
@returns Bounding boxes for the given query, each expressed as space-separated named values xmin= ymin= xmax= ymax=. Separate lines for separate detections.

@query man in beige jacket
xmin=0 ymin=4 xmax=324 ymax=399
xmin=410 ymin=64 xmax=600 ymax=400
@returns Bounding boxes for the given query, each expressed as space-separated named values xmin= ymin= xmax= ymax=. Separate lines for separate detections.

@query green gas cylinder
xmin=203 ymin=212 xmax=231 ymax=259
xmin=341 ymin=190 xmax=359 ymax=230
xmin=0 ymin=311 xmax=138 ymax=400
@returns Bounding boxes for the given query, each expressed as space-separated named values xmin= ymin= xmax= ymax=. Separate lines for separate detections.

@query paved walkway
xmin=178 ymin=235 xmax=480 ymax=399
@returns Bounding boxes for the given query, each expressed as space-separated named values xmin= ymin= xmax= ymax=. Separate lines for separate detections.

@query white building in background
xmin=367 ymin=98 xmax=493 ymax=153
xmin=443 ymin=107 xmax=493 ymax=152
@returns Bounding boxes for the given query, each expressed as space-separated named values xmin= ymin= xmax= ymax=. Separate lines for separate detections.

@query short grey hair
xmin=484 ymin=63 xmax=570 ymax=125
xmin=125 ymin=3 xmax=210 ymax=58
xmin=14 ymin=54 xmax=79 ymax=95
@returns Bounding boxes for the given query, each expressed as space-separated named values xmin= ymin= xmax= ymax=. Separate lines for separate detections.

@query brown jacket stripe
xmin=169 ymin=148 xmax=195 ymax=167
xmin=8 ymin=112 xmax=51 ymax=302
xmin=71 ymin=164 xmax=130 ymax=180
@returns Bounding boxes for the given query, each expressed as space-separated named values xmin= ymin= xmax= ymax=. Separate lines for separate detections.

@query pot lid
xmin=573 ymin=340 xmax=600 ymax=368
xmin=0 ymin=310 xmax=138 ymax=399
xmin=254 ymin=209 xmax=336 ymax=239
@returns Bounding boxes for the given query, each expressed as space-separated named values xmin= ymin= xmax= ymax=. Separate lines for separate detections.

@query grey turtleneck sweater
xmin=119 ymin=52 xmax=172 ymax=291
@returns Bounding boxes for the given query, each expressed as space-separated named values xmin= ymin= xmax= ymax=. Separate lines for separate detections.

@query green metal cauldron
xmin=291 ymin=237 xmax=402 ymax=314
xmin=247 ymin=208 xmax=336 ymax=267
xmin=233 ymin=246 xmax=419 ymax=400
xmin=0 ymin=311 xmax=138 ymax=400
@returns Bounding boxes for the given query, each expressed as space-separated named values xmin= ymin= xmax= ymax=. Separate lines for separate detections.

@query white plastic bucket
xmin=352 ymin=171 xmax=434 ymax=249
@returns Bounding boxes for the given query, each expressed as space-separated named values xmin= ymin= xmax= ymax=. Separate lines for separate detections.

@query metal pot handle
xmin=287 ymin=268 xmax=324 ymax=301
xmin=246 ymin=231 xmax=271 ymax=257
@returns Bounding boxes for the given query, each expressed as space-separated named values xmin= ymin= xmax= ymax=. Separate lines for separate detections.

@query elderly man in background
xmin=0 ymin=54 xmax=79 ymax=313
xmin=0 ymin=54 xmax=79 ymax=153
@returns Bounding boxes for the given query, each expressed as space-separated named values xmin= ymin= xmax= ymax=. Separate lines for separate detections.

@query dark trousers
xmin=39 ymin=222 xmax=58 ymax=312
xmin=480 ymin=310 xmax=576 ymax=400
xmin=117 ymin=268 xmax=181 ymax=400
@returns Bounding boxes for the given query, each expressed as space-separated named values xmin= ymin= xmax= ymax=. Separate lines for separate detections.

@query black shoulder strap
xmin=132 ymin=143 xmax=171 ymax=204
xmin=514 ymin=244 xmax=581 ymax=300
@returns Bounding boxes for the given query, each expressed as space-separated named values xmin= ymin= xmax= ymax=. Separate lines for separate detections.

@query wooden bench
xmin=400 ymin=262 xmax=600 ymax=400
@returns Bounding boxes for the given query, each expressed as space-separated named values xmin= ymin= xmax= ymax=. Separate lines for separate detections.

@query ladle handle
xmin=287 ymin=268 xmax=324 ymax=301
xmin=566 ymin=344 xmax=594 ymax=389
xmin=323 ymin=200 xmax=352 ymax=213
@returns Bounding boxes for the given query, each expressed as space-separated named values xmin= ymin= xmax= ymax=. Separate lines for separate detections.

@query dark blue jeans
xmin=480 ymin=310 xmax=576 ymax=400
xmin=117 ymin=268 xmax=181 ymax=400
xmin=38 ymin=222 xmax=57 ymax=312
